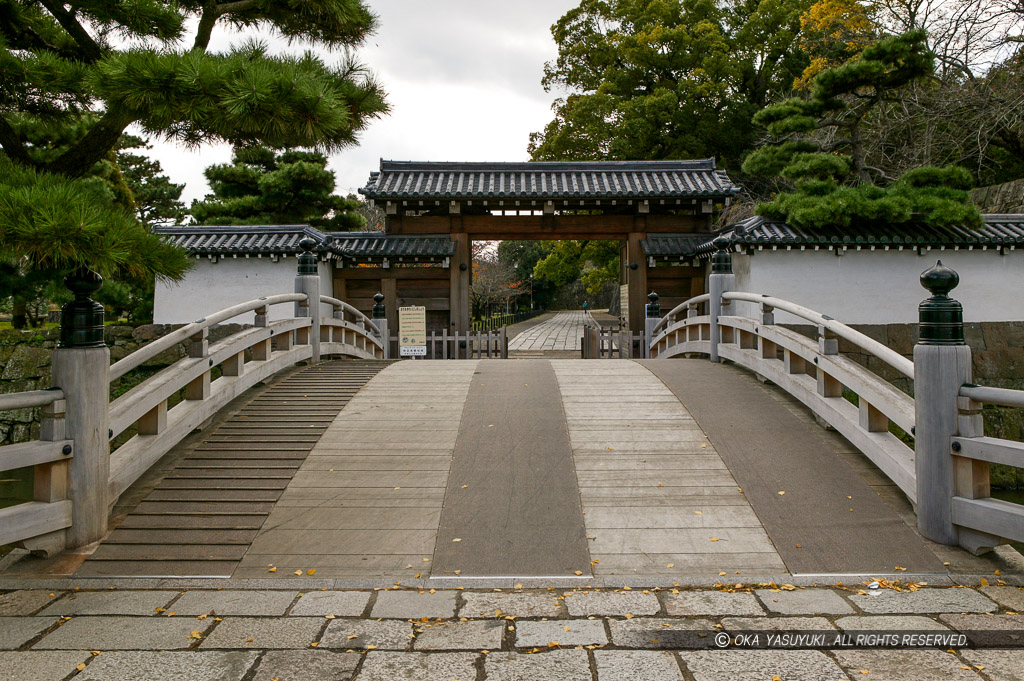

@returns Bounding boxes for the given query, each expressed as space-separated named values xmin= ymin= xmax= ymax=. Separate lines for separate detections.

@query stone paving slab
xmin=515 ymin=619 xmax=608 ymax=647
xmin=413 ymin=619 xmax=504 ymax=650
xmin=755 ymin=588 xmax=856 ymax=615
xmin=0 ymin=591 xmax=60 ymax=617
xmin=38 ymin=590 xmax=176 ymax=616
xmin=0 ymin=651 xmax=91 ymax=681
xmin=564 ymin=590 xmax=661 ymax=616
xmin=75 ymin=651 xmax=258 ymax=681
xmin=595 ymin=650 xmax=684 ymax=681
xmin=251 ymin=650 xmax=361 ymax=681
xmin=321 ymin=619 xmax=413 ymax=650
xmin=459 ymin=592 xmax=563 ymax=618
xmin=663 ymin=591 xmax=764 ymax=616
xmin=938 ymin=614 xmax=1024 ymax=646
xmin=199 ymin=617 xmax=323 ymax=649
xmin=371 ymin=590 xmax=458 ymax=619
xmin=832 ymin=649 xmax=981 ymax=681
xmin=981 ymin=586 xmax=1024 ymax=612
xmin=485 ymin=649 xmax=592 ymax=681
xmin=835 ymin=615 xmax=951 ymax=631
xmin=289 ymin=590 xmax=370 ymax=616
xmin=32 ymin=616 xmax=198 ymax=650
xmin=358 ymin=651 xmax=478 ymax=681
xmin=0 ymin=618 xmax=56 ymax=650
xmin=680 ymin=649 xmax=848 ymax=681
xmin=850 ymin=589 xmax=998 ymax=614
xmin=961 ymin=649 xmax=1024 ymax=681
xmin=171 ymin=590 xmax=298 ymax=616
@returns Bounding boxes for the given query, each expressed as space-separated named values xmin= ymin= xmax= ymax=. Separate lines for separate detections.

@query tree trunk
xmin=11 ymin=297 xmax=27 ymax=329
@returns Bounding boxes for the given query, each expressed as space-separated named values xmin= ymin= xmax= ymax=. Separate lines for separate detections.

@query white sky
xmin=149 ymin=0 xmax=580 ymax=206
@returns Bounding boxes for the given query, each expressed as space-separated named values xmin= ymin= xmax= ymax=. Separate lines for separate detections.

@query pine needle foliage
xmin=0 ymin=0 xmax=387 ymax=283
xmin=742 ymin=30 xmax=983 ymax=231
xmin=191 ymin=145 xmax=365 ymax=230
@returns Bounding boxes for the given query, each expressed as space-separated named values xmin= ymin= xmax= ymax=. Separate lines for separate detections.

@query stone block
xmin=832 ymin=649 xmax=981 ymax=680
xmin=171 ymin=591 xmax=298 ymax=616
xmin=200 ymin=617 xmax=323 ymax=649
xmin=754 ymin=588 xmax=854 ymax=615
xmin=0 ymin=618 xmax=55 ymax=649
xmin=320 ymin=619 xmax=412 ymax=650
xmin=39 ymin=590 xmax=176 ymax=617
xmin=75 ymin=651 xmax=258 ymax=681
xmin=515 ymin=619 xmax=607 ymax=647
xmin=849 ymin=589 xmax=997 ymax=614
xmin=0 ymin=591 xmax=62 ymax=617
xmin=358 ymin=651 xmax=478 ymax=681
xmin=414 ymin=619 xmax=504 ymax=650
xmin=485 ymin=650 xmax=591 ymax=681
xmin=979 ymin=586 xmax=1024 ymax=612
xmin=290 ymin=591 xmax=370 ymax=617
xmin=33 ymin=616 xmax=198 ymax=650
xmin=939 ymin=614 xmax=1024 ymax=646
xmin=459 ymin=591 xmax=563 ymax=618
xmin=662 ymin=591 xmax=764 ymax=617
xmin=680 ymin=650 xmax=846 ymax=681
xmin=564 ymin=590 xmax=660 ymax=616
xmin=594 ymin=650 xmax=684 ymax=681
xmin=961 ymin=649 xmax=1024 ymax=681
xmin=251 ymin=650 xmax=360 ymax=681
xmin=834 ymin=615 xmax=949 ymax=631
xmin=721 ymin=616 xmax=835 ymax=632
xmin=608 ymin=618 xmax=715 ymax=649
xmin=0 ymin=651 xmax=91 ymax=681
xmin=1 ymin=346 xmax=51 ymax=381
xmin=370 ymin=591 xmax=457 ymax=619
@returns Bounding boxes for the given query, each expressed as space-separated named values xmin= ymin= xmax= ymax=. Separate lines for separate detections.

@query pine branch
xmin=46 ymin=107 xmax=135 ymax=178
xmin=0 ymin=116 xmax=33 ymax=167
xmin=38 ymin=0 xmax=102 ymax=62
xmin=193 ymin=0 xmax=260 ymax=50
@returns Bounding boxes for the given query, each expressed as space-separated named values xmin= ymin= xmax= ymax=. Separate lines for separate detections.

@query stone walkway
xmin=0 ymin=583 xmax=1021 ymax=680
xmin=508 ymin=310 xmax=595 ymax=352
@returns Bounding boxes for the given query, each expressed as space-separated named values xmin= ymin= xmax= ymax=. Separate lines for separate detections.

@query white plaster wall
xmin=154 ymin=256 xmax=335 ymax=324
xmin=730 ymin=248 xmax=1024 ymax=324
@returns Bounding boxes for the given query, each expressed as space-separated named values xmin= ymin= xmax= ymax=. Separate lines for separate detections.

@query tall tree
xmin=192 ymin=146 xmax=365 ymax=230
xmin=117 ymin=136 xmax=187 ymax=226
xmin=529 ymin=0 xmax=812 ymax=167
xmin=0 ymin=1 xmax=387 ymax=288
xmin=742 ymin=30 xmax=982 ymax=230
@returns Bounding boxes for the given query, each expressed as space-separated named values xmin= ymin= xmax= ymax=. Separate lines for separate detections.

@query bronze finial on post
xmin=709 ymin=235 xmax=734 ymax=363
xmin=918 ymin=260 xmax=964 ymax=346
xmin=59 ymin=268 xmax=105 ymax=349
xmin=294 ymin=236 xmax=321 ymax=362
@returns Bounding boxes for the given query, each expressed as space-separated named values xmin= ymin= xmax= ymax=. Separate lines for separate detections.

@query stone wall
xmin=972 ymin=179 xmax=1024 ymax=214
xmin=787 ymin=321 xmax=1024 ymax=487
xmin=0 ymin=324 xmax=245 ymax=446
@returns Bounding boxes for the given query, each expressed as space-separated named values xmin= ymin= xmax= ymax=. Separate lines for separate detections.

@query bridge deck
xmin=75 ymin=358 xmax=961 ymax=580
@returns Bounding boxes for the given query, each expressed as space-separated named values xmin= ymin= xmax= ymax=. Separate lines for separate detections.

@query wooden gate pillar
xmin=626 ymin=232 xmax=648 ymax=333
xmin=450 ymin=232 xmax=471 ymax=336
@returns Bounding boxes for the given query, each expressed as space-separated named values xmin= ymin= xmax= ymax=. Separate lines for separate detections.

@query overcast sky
xmin=150 ymin=0 xmax=580 ymax=206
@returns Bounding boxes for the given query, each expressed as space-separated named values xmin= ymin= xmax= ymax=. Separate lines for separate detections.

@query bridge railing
xmin=0 ymin=239 xmax=387 ymax=555
xmin=649 ymin=242 xmax=1023 ymax=555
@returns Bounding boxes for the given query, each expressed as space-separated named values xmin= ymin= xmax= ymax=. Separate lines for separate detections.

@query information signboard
xmin=399 ymin=306 xmax=427 ymax=357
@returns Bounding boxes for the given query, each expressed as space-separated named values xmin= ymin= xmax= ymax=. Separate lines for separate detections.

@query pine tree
xmin=192 ymin=146 xmax=365 ymax=230
xmin=117 ymin=135 xmax=187 ymax=227
xmin=742 ymin=30 xmax=982 ymax=231
xmin=0 ymin=1 xmax=387 ymax=287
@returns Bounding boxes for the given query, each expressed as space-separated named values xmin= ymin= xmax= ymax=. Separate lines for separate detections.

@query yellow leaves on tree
xmin=795 ymin=0 xmax=877 ymax=89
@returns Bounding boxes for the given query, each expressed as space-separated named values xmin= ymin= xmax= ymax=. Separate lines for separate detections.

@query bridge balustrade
xmin=0 ymin=239 xmax=384 ymax=555
xmin=649 ymin=243 xmax=1024 ymax=555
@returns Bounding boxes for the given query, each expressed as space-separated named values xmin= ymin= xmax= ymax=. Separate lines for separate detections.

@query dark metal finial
xmin=646 ymin=292 xmax=661 ymax=318
xmin=372 ymin=292 xmax=386 ymax=319
xmin=59 ymin=268 xmax=105 ymax=348
xmin=711 ymin=235 xmax=733 ymax=274
xmin=297 ymin=237 xmax=318 ymax=275
xmin=918 ymin=260 xmax=964 ymax=345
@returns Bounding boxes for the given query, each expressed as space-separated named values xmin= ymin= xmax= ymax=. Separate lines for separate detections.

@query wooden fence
xmin=649 ymin=252 xmax=1024 ymax=554
xmin=379 ymin=328 xmax=508 ymax=360
xmin=581 ymin=325 xmax=646 ymax=359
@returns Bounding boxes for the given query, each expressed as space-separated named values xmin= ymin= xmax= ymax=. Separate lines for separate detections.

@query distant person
xmin=583 ymin=301 xmax=589 ymax=311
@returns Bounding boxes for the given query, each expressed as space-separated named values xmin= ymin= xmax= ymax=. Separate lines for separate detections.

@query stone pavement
xmin=0 ymin=583 xmax=1022 ymax=680
xmin=508 ymin=310 xmax=595 ymax=352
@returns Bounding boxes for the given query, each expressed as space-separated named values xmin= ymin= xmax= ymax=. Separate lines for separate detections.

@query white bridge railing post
xmin=52 ymin=269 xmax=110 ymax=549
xmin=294 ymin=238 xmax=321 ymax=363
xmin=913 ymin=261 xmax=991 ymax=549
xmin=709 ymin=236 xmax=734 ymax=363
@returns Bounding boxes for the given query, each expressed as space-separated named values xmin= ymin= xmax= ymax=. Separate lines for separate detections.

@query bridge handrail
xmin=320 ymin=295 xmax=382 ymax=336
xmin=960 ymin=384 xmax=1024 ymax=409
xmin=109 ymin=293 xmax=306 ymax=381
xmin=723 ymin=292 xmax=915 ymax=379
xmin=0 ymin=388 xmax=64 ymax=411
xmin=652 ymin=294 xmax=711 ymax=334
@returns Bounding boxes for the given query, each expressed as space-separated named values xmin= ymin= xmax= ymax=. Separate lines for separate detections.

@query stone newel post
xmin=709 ymin=236 xmax=734 ymax=363
xmin=644 ymin=292 xmax=661 ymax=359
xmin=913 ymin=260 xmax=970 ymax=545
xmin=372 ymin=292 xmax=389 ymax=360
xmin=52 ymin=268 xmax=110 ymax=548
xmin=295 ymin=237 xmax=321 ymax=363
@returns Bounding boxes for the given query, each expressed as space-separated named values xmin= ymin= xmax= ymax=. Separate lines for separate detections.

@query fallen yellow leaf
xmin=710 ymin=538 xmax=721 ymax=542
xmin=666 ymin=563 xmax=675 ymax=568
xmin=453 ymin=538 xmax=462 ymax=543
xmin=778 ymin=491 xmax=786 ymax=496
xmin=294 ymin=570 xmax=303 ymax=576
xmin=268 ymin=567 xmax=277 ymax=573
xmin=307 ymin=569 xmax=316 ymax=575
xmin=980 ymin=577 xmax=989 ymax=586
xmin=574 ymin=570 xmax=583 ymax=576
xmin=76 ymin=665 xmax=86 ymax=672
